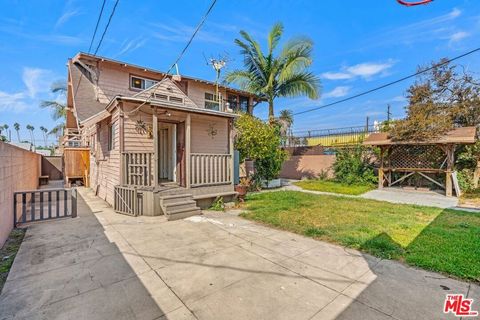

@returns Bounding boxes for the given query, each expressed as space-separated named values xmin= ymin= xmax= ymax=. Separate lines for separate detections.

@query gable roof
xmin=74 ymin=52 xmax=262 ymax=99
xmin=132 ymin=78 xmax=199 ymax=108
xmin=69 ymin=61 xmax=106 ymax=123
xmin=363 ymin=127 xmax=477 ymax=146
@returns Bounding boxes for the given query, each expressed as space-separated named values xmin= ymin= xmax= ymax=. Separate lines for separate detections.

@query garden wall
xmin=280 ymin=154 xmax=336 ymax=180
xmin=0 ymin=142 xmax=41 ymax=247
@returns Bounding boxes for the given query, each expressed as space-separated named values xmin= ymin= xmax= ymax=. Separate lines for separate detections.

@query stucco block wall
xmin=0 ymin=142 xmax=41 ymax=247
xmin=280 ymin=155 xmax=336 ymax=180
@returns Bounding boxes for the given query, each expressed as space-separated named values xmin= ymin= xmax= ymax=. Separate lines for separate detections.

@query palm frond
xmin=267 ymin=22 xmax=283 ymax=55
xmin=276 ymin=72 xmax=321 ymax=99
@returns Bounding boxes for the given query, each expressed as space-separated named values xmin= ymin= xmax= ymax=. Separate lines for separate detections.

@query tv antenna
xmin=204 ymin=53 xmax=229 ymax=100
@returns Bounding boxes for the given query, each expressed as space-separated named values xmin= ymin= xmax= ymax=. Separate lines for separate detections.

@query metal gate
xmin=13 ymin=188 xmax=77 ymax=227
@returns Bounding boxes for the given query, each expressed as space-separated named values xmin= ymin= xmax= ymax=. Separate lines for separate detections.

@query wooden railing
xmin=122 ymin=152 xmax=154 ymax=186
xmin=13 ymin=188 xmax=77 ymax=227
xmin=114 ymin=185 xmax=143 ymax=216
xmin=190 ymin=153 xmax=232 ymax=187
xmin=63 ymin=128 xmax=86 ymax=147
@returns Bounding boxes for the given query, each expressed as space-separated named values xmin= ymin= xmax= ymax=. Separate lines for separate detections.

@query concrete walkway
xmin=0 ymin=188 xmax=478 ymax=320
xmin=282 ymin=181 xmax=463 ymax=209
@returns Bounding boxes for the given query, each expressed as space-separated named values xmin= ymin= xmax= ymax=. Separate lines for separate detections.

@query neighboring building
xmin=64 ymin=52 xmax=260 ymax=219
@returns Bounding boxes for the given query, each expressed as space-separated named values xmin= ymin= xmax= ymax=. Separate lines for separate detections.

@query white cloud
xmin=322 ymin=61 xmax=395 ymax=81
xmin=323 ymin=86 xmax=351 ymax=98
xmin=151 ymin=21 xmax=227 ymax=44
xmin=321 ymin=72 xmax=352 ymax=80
xmin=55 ymin=9 xmax=81 ymax=28
xmin=0 ymin=91 xmax=28 ymax=112
xmin=346 ymin=62 xmax=394 ymax=78
xmin=22 ymin=68 xmax=53 ymax=98
xmin=449 ymin=31 xmax=469 ymax=43
xmin=116 ymin=38 xmax=148 ymax=57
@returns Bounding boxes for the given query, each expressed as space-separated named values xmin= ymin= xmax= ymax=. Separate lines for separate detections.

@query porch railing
xmin=122 ymin=152 xmax=154 ymax=186
xmin=190 ymin=153 xmax=232 ymax=187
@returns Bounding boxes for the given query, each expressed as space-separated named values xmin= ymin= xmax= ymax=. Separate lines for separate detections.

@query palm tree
xmin=277 ymin=109 xmax=294 ymax=145
xmin=225 ymin=22 xmax=320 ymax=120
xmin=40 ymin=80 xmax=67 ymax=122
xmin=40 ymin=126 xmax=49 ymax=147
xmin=2 ymin=124 xmax=9 ymax=141
xmin=49 ymin=123 xmax=64 ymax=138
xmin=26 ymin=124 xmax=35 ymax=146
xmin=13 ymin=122 xmax=20 ymax=142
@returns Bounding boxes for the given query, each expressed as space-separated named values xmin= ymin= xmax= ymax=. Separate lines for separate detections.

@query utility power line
xmin=93 ymin=0 xmax=120 ymax=55
xmin=88 ymin=0 xmax=107 ymax=53
xmin=126 ymin=0 xmax=218 ymax=115
xmin=293 ymin=46 xmax=480 ymax=117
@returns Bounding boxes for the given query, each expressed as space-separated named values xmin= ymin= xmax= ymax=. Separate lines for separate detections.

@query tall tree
xmin=26 ymin=124 xmax=35 ymax=146
xmin=225 ymin=23 xmax=320 ymax=119
xmin=2 ymin=124 xmax=9 ymax=141
xmin=277 ymin=109 xmax=294 ymax=146
xmin=41 ymin=80 xmax=67 ymax=139
xmin=13 ymin=123 xmax=20 ymax=142
xmin=390 ymin=59 xmax=480 ymax=188
xmin=40 ymin=126 xmax=49 ymax=147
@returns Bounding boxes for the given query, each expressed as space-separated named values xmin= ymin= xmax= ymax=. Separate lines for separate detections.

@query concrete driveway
xmin=0 ymin=188 xmax=478 ymax=320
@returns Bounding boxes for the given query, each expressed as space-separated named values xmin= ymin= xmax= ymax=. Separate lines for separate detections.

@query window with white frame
xmin=204 ymin=92 xmax=220 ymax=111
xmin=130 ymin=76 xmax=158 ymax=90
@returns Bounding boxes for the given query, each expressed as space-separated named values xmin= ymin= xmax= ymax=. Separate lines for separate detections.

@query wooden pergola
xmin=364 ymin=127 xmax=477 ymax=197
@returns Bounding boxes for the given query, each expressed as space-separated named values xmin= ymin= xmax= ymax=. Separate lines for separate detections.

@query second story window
xmin=239 ymin=96 xmax=249 ymax=113
xmin=131 ymin=76 xmax=157 ymax=90
xmin=204 ymin=92 xmax=220 ymax=111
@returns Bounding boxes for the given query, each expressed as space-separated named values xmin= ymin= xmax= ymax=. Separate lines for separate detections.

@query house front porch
xmin=113 ymin=99 xmax=237 ymax=219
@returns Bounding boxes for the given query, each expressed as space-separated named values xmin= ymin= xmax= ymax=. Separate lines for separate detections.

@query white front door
xmin=158 ymin=123 xmax=176 ymax=182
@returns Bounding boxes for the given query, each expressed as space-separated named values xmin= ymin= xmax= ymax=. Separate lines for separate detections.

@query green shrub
xmin=332 ymin=145 xmax=376 ymax=185
xmin=209 ymin=197 xmax=225 ymax=211
xmin=235 ymin=114 xmax=287 ymax=182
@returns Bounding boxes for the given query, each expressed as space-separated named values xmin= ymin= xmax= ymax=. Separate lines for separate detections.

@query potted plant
xmin=235 ymin=177 xmax=250 ymax=201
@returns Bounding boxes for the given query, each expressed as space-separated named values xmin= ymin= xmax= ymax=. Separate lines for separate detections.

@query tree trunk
xmin=474 ymin=158 xmax=480 ymax=189
xmin=268 ymin=100 xmax=274 ymax=122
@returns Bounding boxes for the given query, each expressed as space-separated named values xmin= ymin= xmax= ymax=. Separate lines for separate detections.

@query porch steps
xmin=159 ymin=193 xmax=201 ymax=221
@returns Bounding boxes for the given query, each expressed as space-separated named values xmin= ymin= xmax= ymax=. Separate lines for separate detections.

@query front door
xmin=158 ymin=123 xmax=176 ymax=182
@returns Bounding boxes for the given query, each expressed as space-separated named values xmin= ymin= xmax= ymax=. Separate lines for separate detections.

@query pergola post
xmin=378 ymin=147 xmax=385 ymax=189
xmin=445 ymin=144 xmax=454 ymax=197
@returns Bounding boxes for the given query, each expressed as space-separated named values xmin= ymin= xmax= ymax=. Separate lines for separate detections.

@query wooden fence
xmin=190 ymin=153 xmax=232 ymax=187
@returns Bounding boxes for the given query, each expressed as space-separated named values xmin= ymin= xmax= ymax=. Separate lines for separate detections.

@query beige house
xmin=64 ymin=52 xmax=260 ymax=220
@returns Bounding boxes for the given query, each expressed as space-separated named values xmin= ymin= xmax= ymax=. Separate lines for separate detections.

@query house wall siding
xmin=0 ymin=142 xmax=41 ymax=247
xmin=191 ymin=115 xmax=229 ymax=154
xmin=89 ymin=110 xmax=120 ymax=206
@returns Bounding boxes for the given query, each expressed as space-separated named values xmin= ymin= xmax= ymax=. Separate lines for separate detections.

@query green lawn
xmin=242 ymin=191 xmax=480 ymax=281
xmin=294 ymin=180 xmax=375 ymax=195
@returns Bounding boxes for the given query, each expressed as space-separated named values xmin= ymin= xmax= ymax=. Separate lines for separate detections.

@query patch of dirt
xmin=0 ymin=228 xmax=26 ymax=293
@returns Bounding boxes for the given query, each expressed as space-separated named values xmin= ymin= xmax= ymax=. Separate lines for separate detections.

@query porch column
xmin=119 ymin=104 xmax=125 ymax=185
xmin=153 ymin=107 xmax=159 ymax=187
xmin=378 ymin=146 xmax=384 ymax=189
xmin=229 ymin=118 xmax=234 ymax=185
xmin=185 ymin=113 xmax=191 ymax=189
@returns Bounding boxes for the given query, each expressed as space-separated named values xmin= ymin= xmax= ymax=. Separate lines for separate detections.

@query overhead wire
xmin=87 ymin=0 xmax=107 ymax=53
xmin=292 ymin=46 xmax=480 ymax=117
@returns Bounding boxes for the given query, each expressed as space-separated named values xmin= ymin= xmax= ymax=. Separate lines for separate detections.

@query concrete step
xmin=164 ymin=200 xmax=198 ymax=212
xmin=166 ymin=207 xmax=201 ymax=221
xmin=160 ymin=194 xmax=194 ymax=206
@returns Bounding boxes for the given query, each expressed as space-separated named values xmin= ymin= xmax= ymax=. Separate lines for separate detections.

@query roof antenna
xmin=172 ymin=63 xmax=181 ymax=81
xmin=205 ymin=53 xmax=229 ymax=100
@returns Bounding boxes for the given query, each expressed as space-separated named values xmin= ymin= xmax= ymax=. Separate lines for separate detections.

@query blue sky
xmin=0 ymin=0 xmax=479 ymax=144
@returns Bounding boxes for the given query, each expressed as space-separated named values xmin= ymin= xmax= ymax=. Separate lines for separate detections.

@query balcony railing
xmin=190 ymin=153 xmax=232 ymax=187
xmin=63 ymin=128 xmax=86 ymax=147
